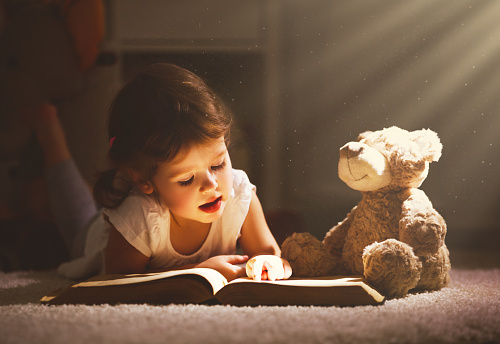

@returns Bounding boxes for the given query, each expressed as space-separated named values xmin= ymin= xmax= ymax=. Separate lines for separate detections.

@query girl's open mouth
xmin=199 ymin=196 xmax=223 ymax=213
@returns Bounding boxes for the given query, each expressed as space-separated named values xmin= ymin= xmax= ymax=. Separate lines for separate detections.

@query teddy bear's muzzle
xmin=338 ymin=142 xmax=392 ymax=191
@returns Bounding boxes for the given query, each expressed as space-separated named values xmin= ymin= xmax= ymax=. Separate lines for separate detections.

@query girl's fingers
xmin=262 ymin=261 xmax=273 ymax=281
xmin=228 ymin=255 xmax=249 ymax=264
xmin=252 ymin=260 xmax=263 ymax=281
xmin=246 ymin=255 xmax=289 ymax=281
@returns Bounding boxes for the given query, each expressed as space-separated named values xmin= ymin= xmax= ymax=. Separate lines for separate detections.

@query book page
xmin=75 ymin=268 xmax=228 ymax=294
xmin=229 ymin=276 xmax=369 ymax=287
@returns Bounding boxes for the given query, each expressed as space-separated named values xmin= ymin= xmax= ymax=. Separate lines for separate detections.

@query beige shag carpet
xmin=0 ymin=269 xmax=499 ymax=344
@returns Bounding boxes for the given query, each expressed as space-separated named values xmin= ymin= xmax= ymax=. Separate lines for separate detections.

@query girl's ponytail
xmin=93 ymin=168 xmax=132 ymax=209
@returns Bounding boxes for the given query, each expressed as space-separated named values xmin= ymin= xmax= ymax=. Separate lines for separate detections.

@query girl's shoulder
xmin=104 ymin=188 xmax=163 ymax=219
xmin=123 ymin=188 xmax=158 ymax=208
xmin=231 ymin=169 xmax=255 ymax=200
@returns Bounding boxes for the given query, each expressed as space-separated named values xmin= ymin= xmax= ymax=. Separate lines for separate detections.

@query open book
xmin=41 ymin=268 xmax=385 ymax=306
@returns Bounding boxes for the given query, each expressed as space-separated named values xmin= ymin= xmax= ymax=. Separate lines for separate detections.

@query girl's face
xmin=146 ymin=136 xmax=233 ymax=226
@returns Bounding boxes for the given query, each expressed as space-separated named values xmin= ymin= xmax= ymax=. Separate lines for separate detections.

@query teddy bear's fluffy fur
xmin=281 ymin=126 xmax=451 ymax=298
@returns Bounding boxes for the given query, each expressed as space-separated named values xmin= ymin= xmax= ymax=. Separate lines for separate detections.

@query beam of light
xmin=291 ymin=0 xmax=500 ymax=154
xmin=387 ymin=1 xmax=500 ymax=130
xmin=292 ymin=0 xmax=477 ymax=139
xmin=285 ymin=0 xmax=500 ymax=232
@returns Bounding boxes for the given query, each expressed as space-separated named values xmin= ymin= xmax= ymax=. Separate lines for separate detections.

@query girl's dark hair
xmin=93 ymin=63 xmax=232 ymax=209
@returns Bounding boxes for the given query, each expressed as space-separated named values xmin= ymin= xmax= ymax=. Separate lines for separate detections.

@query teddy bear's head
xmin=338 ymin=126 xmax=442 ymax=191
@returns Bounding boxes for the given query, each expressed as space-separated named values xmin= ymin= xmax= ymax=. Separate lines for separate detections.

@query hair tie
xmin=109 ymin=136 xmax=116 ymax=148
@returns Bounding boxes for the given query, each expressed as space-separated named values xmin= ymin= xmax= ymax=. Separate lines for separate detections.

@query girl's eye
xmin=178 ymin=176 xmax=194 ymax=187
xmin=211 ymin=161 xmax=226 ymax=171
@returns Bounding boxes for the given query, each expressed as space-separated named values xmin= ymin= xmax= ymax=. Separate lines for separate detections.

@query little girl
xmin=30 ymin=63 xmax=291 ymax=282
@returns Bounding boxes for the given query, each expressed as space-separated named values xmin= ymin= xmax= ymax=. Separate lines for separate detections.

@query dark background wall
xmin=1 ymin=0 xmax=499 ymax=269
xmin=279 ymin=0 xmax=500 ymax=256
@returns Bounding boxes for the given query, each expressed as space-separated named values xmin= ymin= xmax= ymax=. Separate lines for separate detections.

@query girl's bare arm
xmin=105 ymin=225 xmax=248 ymax=280
xmin=104 ymin=225 xmax=150 ymax=274
xmin=238 ymin=190 xmax=292 ymax=280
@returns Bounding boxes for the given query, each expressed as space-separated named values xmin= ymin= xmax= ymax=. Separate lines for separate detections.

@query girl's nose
xmin=200 ymin=171 xmax=218 ymax=193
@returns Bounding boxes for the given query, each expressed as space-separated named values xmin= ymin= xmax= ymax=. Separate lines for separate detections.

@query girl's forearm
xmin=145 ymin=263 xmax=198 ymax=273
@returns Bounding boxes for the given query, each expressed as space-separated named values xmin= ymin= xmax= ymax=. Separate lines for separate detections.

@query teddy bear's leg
xmin=413 ymin=245 xmax=451 ymax=291
xmin=362 ymin=239 xmax=422 ymax=299
xmin=323 ymin=207 xmax=356 ymax=267
xmin=281 ymin=233 xmax=337 ymax=277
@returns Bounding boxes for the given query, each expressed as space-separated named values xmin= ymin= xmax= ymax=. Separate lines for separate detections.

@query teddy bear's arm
xmin=323 ymin=206 xmax=356 ymax=259
xmin=398 ymin=190 xmax=446 ymax=256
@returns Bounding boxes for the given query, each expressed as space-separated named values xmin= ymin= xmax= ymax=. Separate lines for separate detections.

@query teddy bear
xmin=281 ymin=126 xmax=451 ymax=299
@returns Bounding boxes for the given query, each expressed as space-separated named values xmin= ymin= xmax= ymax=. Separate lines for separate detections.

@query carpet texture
xmin=1 ymin=269 xmax=499 ymax=344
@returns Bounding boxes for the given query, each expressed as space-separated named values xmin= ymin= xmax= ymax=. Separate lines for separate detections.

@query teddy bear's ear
xmin=412 ymin=129 xmax=443 ymax=162
xmin=357 ymin=131 xmax=373 ymax=141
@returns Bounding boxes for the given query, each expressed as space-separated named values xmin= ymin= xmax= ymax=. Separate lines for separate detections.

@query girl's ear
xmin=127 ymin=169 xmax=154 ymax=194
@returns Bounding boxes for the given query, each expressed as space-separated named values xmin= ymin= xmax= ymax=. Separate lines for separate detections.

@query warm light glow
xmin=283 ymin=0 xmax=500 ymax=239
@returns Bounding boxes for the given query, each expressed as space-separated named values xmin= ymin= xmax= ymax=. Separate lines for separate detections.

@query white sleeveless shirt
xmin=57 ymin=169 xmax=254 ymax=279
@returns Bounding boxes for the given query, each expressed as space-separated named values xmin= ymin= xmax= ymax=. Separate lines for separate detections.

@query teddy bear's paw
xmin=414 ymin=245 xmax=451 ymax=292
xmin=399 ymin=209 xmax=447 ymax=256
xmin=281 ymin=233 xmax=336 ymax=277
xmin=362 ymin=239 xmax=422 ymax=299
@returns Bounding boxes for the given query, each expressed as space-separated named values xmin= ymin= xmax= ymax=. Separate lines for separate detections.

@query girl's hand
xmin=246 ymin=255 xmax=293 ymax=281
xmin=196 ymin=255 xmax=249 ymax=281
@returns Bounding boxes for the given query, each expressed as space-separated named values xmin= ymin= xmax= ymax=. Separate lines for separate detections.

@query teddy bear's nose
xmin=340 ymin=142 xmax=365 ymax=159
